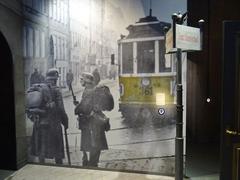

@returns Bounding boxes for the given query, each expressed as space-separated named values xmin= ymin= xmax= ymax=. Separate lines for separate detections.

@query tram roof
xmin=122 ymin=15 xmax=171 ymax=39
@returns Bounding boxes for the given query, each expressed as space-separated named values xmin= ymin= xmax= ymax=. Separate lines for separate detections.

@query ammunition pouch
xmin=77 ymin=114 xmax=89 ymax=130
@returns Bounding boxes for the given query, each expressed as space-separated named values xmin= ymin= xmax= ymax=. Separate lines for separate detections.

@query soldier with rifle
xmin=73 ymin=72 xmax=109 ymax=167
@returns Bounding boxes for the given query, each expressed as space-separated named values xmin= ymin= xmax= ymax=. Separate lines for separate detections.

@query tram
xmin=118 ymin=13 xmax=177 ymax=124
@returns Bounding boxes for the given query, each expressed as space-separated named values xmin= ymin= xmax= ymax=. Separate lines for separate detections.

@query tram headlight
xmin=156 ymin=93 xmax=166 ymax=106
xmin=141 ymin=77 xmax=150 ymax=87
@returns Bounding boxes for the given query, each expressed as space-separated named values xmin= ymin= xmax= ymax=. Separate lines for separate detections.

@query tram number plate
xmin=141 ymin=87 xmax=153 ymax=96
xmin=158 ymin=108 xmax=165 ymax=115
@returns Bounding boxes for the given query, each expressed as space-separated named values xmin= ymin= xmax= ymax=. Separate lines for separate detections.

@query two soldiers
xmin=28 ymin=68 xmax=111 ymax=167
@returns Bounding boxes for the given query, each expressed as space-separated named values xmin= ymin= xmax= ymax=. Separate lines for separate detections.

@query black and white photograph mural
xmin=24 ymin=0 xmax=187 ymax=175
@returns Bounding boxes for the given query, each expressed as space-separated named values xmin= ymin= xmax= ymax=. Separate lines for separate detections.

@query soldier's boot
xmin=82 ymin=151 xmax=88 ymax=166
xmin=55 ymin=158 xmax=63 ymax=164
xmin=89 ymin=150 xmax=101 ymax=167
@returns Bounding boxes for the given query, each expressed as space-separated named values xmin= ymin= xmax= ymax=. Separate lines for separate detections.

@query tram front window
xmin=122 ymin=43 xmax=133 ymax=74
xmin=137 ymin=41 xmax=155 ymax=73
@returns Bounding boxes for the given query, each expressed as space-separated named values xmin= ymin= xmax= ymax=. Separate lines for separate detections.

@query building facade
xmin=70 ymin=18 xmax=89 ymax=86
xmin=23 ymin=0 xmax=70 ymax=88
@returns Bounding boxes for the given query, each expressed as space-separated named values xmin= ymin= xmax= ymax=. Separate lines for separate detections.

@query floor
xmin=1 ymin=165 xmax=175 ymax=180
xmin=0 ymin=165 xmax=219 ymax=180
xmin=185 ymin=142 xmax=220 ymax=180
xmin=0 ymin=143 xmax=220 ymax=180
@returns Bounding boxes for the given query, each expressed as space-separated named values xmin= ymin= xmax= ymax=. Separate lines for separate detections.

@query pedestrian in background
xmin=30 ymin=68 xmax=42 ymax=86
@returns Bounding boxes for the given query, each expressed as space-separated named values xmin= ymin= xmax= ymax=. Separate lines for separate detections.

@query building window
xmin=61 ymin=38 xmax=64 ymax=59
xmin=59 ymin=37 xmax=62 ymax=59
xmin=56 ymin=36 xmax=59 ymax=60
xmin=63 ymin=1 xmax=68 ymax=24
xmin=63 ymin=1 xmax=66 ymax=24
xmin=23 ymin=26 xmax=27 ymax=57
xmin=63 ymin=38 xmax=65 ymax=60
xmin=41 ymin=32 xmax=45 ymax=58
xmin=33 ymin=0 xmax=39 ymax=12
xmin=57 ymin=0 xmax=60 ymax=22
xmin=27 ymin=27 xmax=34 ymax=57
xmin=65 ymin=39 xmax=67 ymax=60
xmin=61 ymin=0 xmax=64 ymax=23
xmin=42 ymin=0 xmax=47 ymax=14
xmin=53 ymin=35 xmax=57 ymax=60
xmin=58 ymin=37 xmax=61 ymax=59
xmin=49 ymin=0 xmax=53 ymax=17
xmin=53 ymin=0 xmax=57 ymax=20
xmin=34 ymin=29 xmax=40 ymax=58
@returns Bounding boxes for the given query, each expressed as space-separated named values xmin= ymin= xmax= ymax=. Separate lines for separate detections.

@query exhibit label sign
xmin=176 ymin=24 xmax=201 ymax=51
xmin=166 ymin=24 xmax=201 ymax=53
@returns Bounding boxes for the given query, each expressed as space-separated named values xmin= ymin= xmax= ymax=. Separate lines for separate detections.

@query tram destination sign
xmin=166 ymin=24 xmax=201 ymax=53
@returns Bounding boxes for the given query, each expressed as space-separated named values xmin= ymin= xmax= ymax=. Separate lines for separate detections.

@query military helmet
xmin=46 ymin=68 xmax=59 ymax=80
xmin=80 ymin=72 xmax=94 ymax=84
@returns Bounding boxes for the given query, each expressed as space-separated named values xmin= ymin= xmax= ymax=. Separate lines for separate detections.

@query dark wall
xmin=0 ymin=32 xmax=16 ymax=170
xmin=187 ymin=0 xmax=240 ymax=143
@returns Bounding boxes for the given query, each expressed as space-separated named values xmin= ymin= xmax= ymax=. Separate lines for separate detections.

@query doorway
xmin=0 ymin=32 xmax=17 ymax=170
xmin=221 ymin=21 xmax=240 ymax=180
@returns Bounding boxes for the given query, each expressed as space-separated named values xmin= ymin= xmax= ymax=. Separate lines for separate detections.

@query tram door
xmin=221 ymin=21 xmax=240 ymax=180
xmin=0 ymin=32 xmax=16 ymax=170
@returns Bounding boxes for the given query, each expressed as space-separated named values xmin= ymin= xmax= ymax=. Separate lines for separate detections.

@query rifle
xmin=64 ymin=128 xmax=71 ymax=165
xmin=69 ymin=82 xmax=77 ymax=103
xmin=33 ymin=114 xmax=40 ymax=156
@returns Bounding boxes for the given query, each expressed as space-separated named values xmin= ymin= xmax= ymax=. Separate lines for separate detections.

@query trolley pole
xmin=172 ymin=13 xmax=184 ymax=180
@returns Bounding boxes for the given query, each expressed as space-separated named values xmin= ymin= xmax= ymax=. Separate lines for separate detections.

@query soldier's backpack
xmin=26 ymin=83 xmax=52 ymax=115
xmin=93 ymin=85 xmax=114 ymax=111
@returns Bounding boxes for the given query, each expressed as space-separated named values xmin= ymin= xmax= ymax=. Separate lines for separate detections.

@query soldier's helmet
xmin=46 ymin=68 xmax=59 ymax=80
xmin=80 ymin=72 xmax=94 ymax=84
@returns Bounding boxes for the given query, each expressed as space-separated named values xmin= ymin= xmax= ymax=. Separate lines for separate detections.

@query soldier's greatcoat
xmin=75 ymin=86 xmax=108 ymax=152
xmin=30 ymin=84 xmax=68 ymax=159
